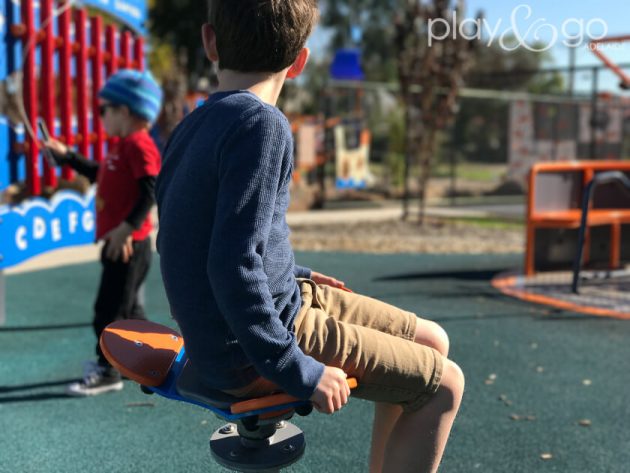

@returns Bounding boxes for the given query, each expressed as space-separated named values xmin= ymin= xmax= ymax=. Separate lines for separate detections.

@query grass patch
xmin=431 ymin=163 xmax=507 ymax=182
xmin=442 ymin=216 xmax=525 ymax=230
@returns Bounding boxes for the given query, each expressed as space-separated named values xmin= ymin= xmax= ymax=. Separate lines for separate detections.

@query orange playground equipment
xmin=100 ymin=320 xmax=358 ymax=472
xmin=525 ymin=161 xmax=630 ymax=277
xmin=494 ymin=161 xmax=630 ymax=320
xmin=589 ymin=35 xmax=630 ymax=90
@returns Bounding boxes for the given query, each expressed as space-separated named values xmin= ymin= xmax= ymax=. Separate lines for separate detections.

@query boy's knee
xmin=437 ymin=359 xmax=465 ymax=406
xmin=434 ymin=323 xmax=450 ymax=357
xmin=414 ymin=320 xmax=450 ymax=357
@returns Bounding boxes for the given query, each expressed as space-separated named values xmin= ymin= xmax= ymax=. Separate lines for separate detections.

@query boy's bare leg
xmin=369 ymin=402 xmax=403 ymax=473
xmin=382 ymin=359 xmax=464 ymax=473
xmin=369 ymin=318 xmax=456 ymax=473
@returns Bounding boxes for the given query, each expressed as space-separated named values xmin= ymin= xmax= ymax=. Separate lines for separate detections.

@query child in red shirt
xmin=44 ymin=69 xmax=162 ymax=396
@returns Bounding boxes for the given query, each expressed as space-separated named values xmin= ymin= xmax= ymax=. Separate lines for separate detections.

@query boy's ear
xmin=286 ymin=48 xmax=310 ymax=79
xmin=201 ymin=23 xmax=219 ymax=62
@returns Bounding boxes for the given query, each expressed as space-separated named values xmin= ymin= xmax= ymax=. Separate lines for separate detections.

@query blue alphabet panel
xmin=0 ymin=189 xmax=96 ymax=270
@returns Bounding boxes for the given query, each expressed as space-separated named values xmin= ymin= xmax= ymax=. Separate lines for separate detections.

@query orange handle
xmin=231 ymin=377 xmax=358 ymax=414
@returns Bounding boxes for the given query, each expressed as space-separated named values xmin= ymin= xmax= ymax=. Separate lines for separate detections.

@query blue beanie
xmin=99 ymin=69 xmax=163 ymax=124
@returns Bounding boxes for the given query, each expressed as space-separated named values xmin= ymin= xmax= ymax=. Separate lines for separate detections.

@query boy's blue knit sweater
xmin=156 ymin=91 xmax=325 ymax=400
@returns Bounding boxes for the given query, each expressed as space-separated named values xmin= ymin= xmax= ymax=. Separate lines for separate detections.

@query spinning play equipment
xmin=100 ymin=319 xmax=358 ymax=472
xmin=494 ymin=161 xmax=630 ymax=320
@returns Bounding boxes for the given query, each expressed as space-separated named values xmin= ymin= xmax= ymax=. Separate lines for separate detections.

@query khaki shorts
xmin=225 ymin=280 xmax=443 ymax=412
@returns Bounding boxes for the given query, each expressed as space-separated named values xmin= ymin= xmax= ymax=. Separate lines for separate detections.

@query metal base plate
xmin=210 ymin=422 xmax=305 ymax=473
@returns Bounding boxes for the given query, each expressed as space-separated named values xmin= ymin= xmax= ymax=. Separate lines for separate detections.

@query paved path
xmin=4 ymin=202 xmax=525 ymax=275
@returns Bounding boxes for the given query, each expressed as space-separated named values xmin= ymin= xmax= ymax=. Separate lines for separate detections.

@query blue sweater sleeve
xmin=206 ymin=108 xmax=324 ymax=400
xmin=294 ymin=265 xmax=312 ymax=279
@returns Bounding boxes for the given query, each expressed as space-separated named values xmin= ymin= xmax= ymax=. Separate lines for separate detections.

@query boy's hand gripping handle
xmin=230 ymin=377 xmax=358 ymax=414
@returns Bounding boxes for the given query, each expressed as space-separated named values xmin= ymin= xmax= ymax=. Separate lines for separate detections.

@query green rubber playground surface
xmin=1 ymin=251 xmax=629 ymax=472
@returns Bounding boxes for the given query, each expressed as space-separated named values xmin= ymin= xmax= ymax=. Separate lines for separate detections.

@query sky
xmin=466 ymin=0 xmax=630 ymax=93
xmin=309 ymin=0 xmax=630 ymax=95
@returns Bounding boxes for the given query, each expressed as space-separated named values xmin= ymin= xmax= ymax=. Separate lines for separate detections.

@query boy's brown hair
xmin=208 ymin=0 xmax=319 ymax=73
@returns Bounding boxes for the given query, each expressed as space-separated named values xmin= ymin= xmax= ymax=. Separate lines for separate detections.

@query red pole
xmin=59 ymin=0 xmax=74 ymax=180
xmin=41 ymin=0 xmax=57 ymax=188
xmin=134 ymin=36 xmax=145 ymax=71
xmin=121 ymin=31 xmax=132 ymax=68
xmin=21 ymin=0 xmax=40 ymax=195
xmin=105 ymin=25 xmax=119 ymax=151
xmin=75 ymin=9 xmax=89 ymax=158
xmin=105 ymin=25 xmax=119 ymax=76
xmin=91 ymin=16 xmax=105 ymax=163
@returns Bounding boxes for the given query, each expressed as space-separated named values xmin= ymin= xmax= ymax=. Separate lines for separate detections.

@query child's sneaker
xmin=66 ymin=360 xmax=123 ymax=397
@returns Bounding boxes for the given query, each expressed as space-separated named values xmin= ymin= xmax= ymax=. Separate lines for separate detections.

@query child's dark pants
xmin=93 ymin=238 xmax=152 ymax=366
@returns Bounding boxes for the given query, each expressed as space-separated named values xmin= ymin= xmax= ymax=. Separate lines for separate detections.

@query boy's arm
xmin=207 ymin=110 xmax=325 ymax=400
xmin=103 ymin=176 xmax=155 ymax=261
xmin=62 ymin=151 xmax=100 ymax=183
xmin=125 ymin=176 xmax=156 ymax=229
xmin=43 ymin=140 xmax=100 ymax=182
xmin=124 ymin=138 xmax=161 ymax=228
xmin=102 ymin=139 xmax=160 ymax=262
xmin=294 ymin=265 xmax=347 ymax=290
xmin=294 ymin=264 xmax=312 ymax=279
xmin=310 ymin=271 xmax=346 ymax=289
